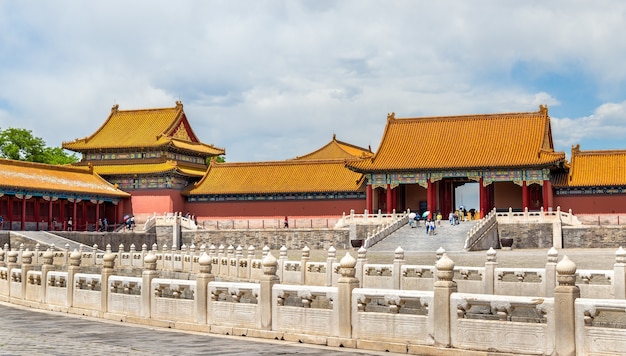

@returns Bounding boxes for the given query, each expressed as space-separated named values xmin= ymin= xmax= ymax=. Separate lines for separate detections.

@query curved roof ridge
xmin=293 ymin=134 xmax=372 ymax=161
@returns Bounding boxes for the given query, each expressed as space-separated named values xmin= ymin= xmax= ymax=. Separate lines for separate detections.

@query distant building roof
xmin=0 ymin=158 xmax=129 ymax=198
xmin=562 ymin=144 xmax=626 ymax=187
xmin=62 ymin=101 xmax=224 ymax=156
xmin=348 ymin=106 xmax=565 ymax=172
xmin=185 ymin=159 xmax=365 ymax=196
xmin=292 ymin=134 xmax=373 ymax=161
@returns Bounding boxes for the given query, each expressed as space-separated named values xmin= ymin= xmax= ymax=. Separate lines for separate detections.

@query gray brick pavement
xmin=0 ymin=303 xmax=400 ymax=356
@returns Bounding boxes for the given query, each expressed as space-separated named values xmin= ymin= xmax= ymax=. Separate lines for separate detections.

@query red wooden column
xmin=82 ymin=201 xmax=87 ymax=231
xmin=48 ymin=198 xmax=53 ymax=231
xmin=391 ymin=186 xmax=397 ymax=212
xmin=543 ymin=180 xmax=552 ymax=211
xmin=522 ymin=181 xmax=529 ymax=211
xmin=479 ymin=178 xmax=486 ymax=218
xmin=427 ymin=180 xmax=434 ymax=219
xmin=72 ymin=200 xmax=78 ymax=231
xmin=21 ymin=196 xmax=26 ymax=231
xmin=34 ymin=198 xmax=40 ymax=230
xmin=8 ymin=195 xmax=13 ymax=229
xmin=366 ymin=185 xmax=373 ymax=213
xmin=386 ymin=184 xmax=392 ymax=214
xmin=95 ymin=201 xmax=100 ymax=231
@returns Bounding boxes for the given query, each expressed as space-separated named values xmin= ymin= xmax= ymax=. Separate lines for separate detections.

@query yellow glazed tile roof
xmin=293 ymin=135 xmax=373 ymax=160
xmin=0 ymin=159 xmax=130 ymax=197
xmin=62 ymin=101 xmax=224 ymax=156
xmin=186 ymin=159 xmax=365 ymax=195
xmin=349 ymin=106 xmax=565 ymax=172
xmin=566 ymin=145 xmax=626 ymax=187
xmin=92 ymin=161 xmax=206 ymax=177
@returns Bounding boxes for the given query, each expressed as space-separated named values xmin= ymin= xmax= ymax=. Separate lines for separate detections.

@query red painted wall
xmin=185 ymin=199 xmax=366 ymax=218
xmin=554 ymin=195 xmax=626 ymax=214
xmin=128 ymin=189 xmax=187 ymax=221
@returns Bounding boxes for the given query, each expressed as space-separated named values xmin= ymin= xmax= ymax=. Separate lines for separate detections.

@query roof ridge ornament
xmin=539 ymin=104 xmax=548 ymax=116
xmin=387 ymin=112 xmax=395 ymax=121
xmin=111 ymin=104 xmax=119 ymax=113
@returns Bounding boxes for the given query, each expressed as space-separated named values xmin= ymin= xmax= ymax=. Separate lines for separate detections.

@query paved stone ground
xmin=0 ymin=303 xmax=399 ymax=356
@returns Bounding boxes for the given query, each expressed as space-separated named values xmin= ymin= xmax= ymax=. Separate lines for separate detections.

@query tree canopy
xmin=0 ymin=127 xmax=78 ymax=164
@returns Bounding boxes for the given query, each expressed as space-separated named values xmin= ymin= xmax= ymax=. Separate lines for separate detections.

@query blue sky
xmin=1 ymin=1 xmax=626 ymax=163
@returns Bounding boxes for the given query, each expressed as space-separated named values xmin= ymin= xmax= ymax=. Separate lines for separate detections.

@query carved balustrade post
xmin=326 ymin=246 xmax=337 ymax=286
xmin=41 ymin=249 xmax=55 ymax=303
xmin=614 ymin=247 xmax=626 ymax=299
xmin=6 ymin=249 xmax=19 ymax=298
xmin=433 ymin=253 xmax=456 ymax=347
xmin=337 ymin=252 xmax=359 ymax=339
xmin=484 ymin=247 xmax=497 ymax=295
xmin=0 ymin=246 xmax=6 ymax=268
xmin=355 ymin=246 xmax=367 ymax=288
xmin=545 ymin=247 xmax=559 ymax=297
xmin=140 ymin=251 xmax=158 ymax=318
xmin=278 ymin=246 xmax=288 ymax=283
xmin=260 ymin=252 xmax=279 ymax=330
xmin=196 ymin=252 xmax=214 ymax=324
xmin=101 ymin=250 xmax=116 ymax=313
xmin=554 ymin=255 xmax=579 ymax=356
xmin=20 ymin=249 xmax=34 ymax=301
xmin=300 ymin=246 xmax=310 ymax=285
xmin=392 ymin=247 xmax=404 ymax=290
xmin=67 ymin=249 xmax=81 ymax=308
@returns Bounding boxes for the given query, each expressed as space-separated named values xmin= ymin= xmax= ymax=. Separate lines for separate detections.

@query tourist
xmin=103 ymin=218 xmax=108 ymax=232
xmin=436 ymin=211 xmax=442 ymax=226
xmin=448 ymin=211 xmax=455 ymax=225
xmin=408 ymin=212 xmax=416 ymax=227
xmin=283 ymin=216 xmax=289 ymax=228
xmin=428 ymin=219 xmax=436 ymax=235
xmin=97 ymin=219 xmax=103 ymax=232
xmin=67 ymin=217 xmax=73 ymax=231
xmin=0 ymin=215 xmax=3 ymax=230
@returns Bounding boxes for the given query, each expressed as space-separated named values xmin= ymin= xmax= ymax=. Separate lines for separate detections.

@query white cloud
xmin=552 ymin=100 xmax=626 ymax=154
xmin=1 ymin=1 xmax=626 ymax=161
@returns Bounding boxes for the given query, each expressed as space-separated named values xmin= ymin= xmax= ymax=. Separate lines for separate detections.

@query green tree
xmin=0 ymin=127 xmax=78 ymax=164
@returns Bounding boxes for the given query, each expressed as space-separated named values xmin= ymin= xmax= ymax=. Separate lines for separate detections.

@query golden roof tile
xmin=62 ymin=101 xmax=224 ymax=156
xmin=186 ymin=159 xmax=365 ymax=195
xmin=293 ymin=134 xmax=373 ymax=160
xmin=0 ymin=159 xmax=129 ymax=197
xmin=92 ymin=161 xmax=206 ymax=177
xmin=348 ymin=106 xmax=565 ymax=172
xmin=566 ymin=145 xmax=626 ymax=187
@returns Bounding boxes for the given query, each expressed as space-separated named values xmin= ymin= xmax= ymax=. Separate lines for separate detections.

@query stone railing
xmin=143 ymin=212 xmax=197 ymax=232
xmin=6 ymin=242 xmax=626 ymax=301
xmin=362 ymin=212 xmax=409 ymax=248
xmin=334 ymin=209 xmax=405 ymax=228
xmin=463 ymin=208 xmax=498 ymax=251
xmin=1 ymin=247 xmax=624 ymax=354
xmin=496 ymin=206 xmax=582 ymax=226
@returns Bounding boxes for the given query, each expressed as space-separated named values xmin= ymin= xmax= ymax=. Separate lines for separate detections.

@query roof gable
xmin=349 ymin=106 xmax=565 ymax=172
xmin=62 ymin=101 xmax=224 ymax=156
xmin=293 ymin=134 xmax=373 ymax=161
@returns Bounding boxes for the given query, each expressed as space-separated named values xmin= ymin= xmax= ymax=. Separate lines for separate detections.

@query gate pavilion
xmin=347 ymin=106 xmax=567 ymax=219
